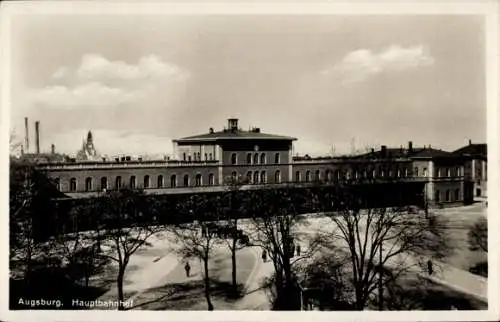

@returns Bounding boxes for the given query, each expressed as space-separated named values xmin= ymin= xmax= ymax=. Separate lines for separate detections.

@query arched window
xmin=455 ymin=189 xmax=460 ymax=201
xmin=195 ymin=174 xmax=202 ymax=186
xmin=130 ymin=176 xmax=136 ymax=189
xmin=85 ymin=177 xmax=93 ymax=191
xmin=100 ymin=177 xmax=107 ymax=191
xmin=183 ymin=174 xmax=190 ymax=187
xmin=231 ymin=153 xmax=237 ymax=165
xmin=183 ymin=152 xmax=186 ymax=161
xmin=70 ymin=178 xmax=77 ymax=192
xmin=157 ymin=175 xmax=164 ymax=188
xmin=188 ymin=155 xmax=192 ymax=162
xmin=437 ymin=168 xmax=441 ymax=177
xmin=305 ymin=171 xmax=311 ymax=182
xmin=445 ymin=189 xmax=450 ymax=202
xmin=260 ymin=153 xmax=266 ymax=164
xmin=295 ymin=171 xmax=301 ymax=182
xmin=254 ymin=153 xmax=259 ymax=165
xmin=456 ymin=167 xmax=461 ymax=177
xmin=414 ymin=167 xmax=418 ymax=177
xmin=435 ymin=190 xmax=440 ymax=202
xmin=325 ymin=170 xmax=331 ymax=181
xmin=254 ymin=171 xmax=260 ymax=184
xmin=247 ymin=153 xmax=252 ymax=164
xmin=404 ymin=168 xmax=408 ymax=177
xmin=275 ymin=170 xmax=281 ymax=183
xmin=274 ymin=153 xmax=280 ymax=164
xmin=209 ymin=153 xmax=213 ymax=160
xmin=54 ymin=178 xmax=60 ymax=190
xmin=372 ymin=169 xmax=376 ymax=178
xmin=246 ymin=171 xmax=253 ymax=184
xmin=205 ymin=153 xmax=208 ymax=161
xmin=423 ymin=168 xmax=428 ymax=177
xmin=446 ymin=168 xmax=451 ymax=177
xmin=231 ymin=171 xmax=238 ymax=181
xmin=197 ymin=152 xmax=201 ymax=161
xmin=261 ymin=171 xmax=267 ymax=183
xmin=170 ymin=175 xmax=177 ymax=187
xmin=144 ymin=175 xmax=150 ymax=188
xmin=115 ymin=176 xmax=122 ymax=189
xmin=208 ymin=173 xmax=214 ymax=186
xmin=355 ymin=170 xmax=359 ymax=179
xmin=335 ymin=170 xmax=340 ymax=180
xmin=397 ymin=169 xmax=401 ymax=177
xmin=380 ymin=170 xmax=384 ymax=178
xmin=315 ymin=170 xmax=321 ymax=181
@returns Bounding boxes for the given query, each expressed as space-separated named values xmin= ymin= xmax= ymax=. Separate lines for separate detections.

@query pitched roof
xmin=453 ymin=143 xmax=487 ymax=157
xmin=353 ymin=147 xmax=454 ymax=160
xmin=174 ymin=130 xmax=297 ymax=143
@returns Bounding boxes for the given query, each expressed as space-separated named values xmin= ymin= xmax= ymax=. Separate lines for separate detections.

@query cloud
xmin=323 ymin=45 xmax=434 ymax=83
xmin=51 ymin=67 xmax=70 ymax=80
xmin=29 ymin=82 xmax=140 ymax=109
xmin=49 ymin=129 xmax=174 ymax=158
xmin=75 ymin=54 xmax=189 ymax=82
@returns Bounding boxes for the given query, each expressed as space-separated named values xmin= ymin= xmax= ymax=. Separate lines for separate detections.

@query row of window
xmin=415 ymin=167 xmax=461 ymax=178
xmin=231 ymin=153 xmax=280 ymax=165
xmin=294 ymin=168 xmax=410 ymax=182
xmin=61 ymin=173 xmax=217 ymax=192
xmin=182 ymin=152 xmax=214 ymax=162
xmin=435 ymin=189 xmax=461 ymax=202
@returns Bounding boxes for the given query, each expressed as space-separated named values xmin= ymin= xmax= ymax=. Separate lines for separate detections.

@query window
xmin=144 ymin=175 xmax=150 ymax=188
xmin=100 ymin=177 xmax=107 ymax=191
xmin=205 ymin=153 xmax=208 ymax=161
xmin=195 ymin=174 xmax=202 ymax=186
xmin=70 ymin=178 xmax=77 ymax=192
xmin=306 ymin=171 xmax=311 ymax=182
xmin=435 ymin=190 xmax=440 ymax=202
xmin=208 ymin=173 xmax=214 ymax=185
xmin=254 ymin=153 xmax=259 ymax=165
xmin=197 ymin=152 xmax=201 ymax=161
xmin=183 ymin=153 xmax=186 ymax=161
xmin=326 ymin=170 xmax=331 ymax=181
xmin=445 ymin=190 xmax=450 ymax=202
xmin=130 ymin=176 xmax=136 ymax=189
xmin=355 ymin=171 xmax=359 ymax=179
xmin=209 ymin=153 xmax=213 ymax=160
xmin=315 ymin=170 xmax=321 ymax=181
xmin=247 ymin=153 xmax=252 ymax=164
xmin=115 ymin=176 xmax=122 ymax=189
xmin=397 ymin=169 xmax=401 ymax=177
xmin=456 ymin=167 xmax=461 ymax=177
xmin=295 ymin=171 xmax=301 ymax=182
xmin=275 ymin=170 xmax=281 ymax=183
xmin=254 ymin=171 xmax=260 ymax=184
xmin=183 ymin=174 xmax=189 ymax=187
xmin=260 ymin=153 xmax=266 ymax=164
xmin=446 ymin=168 xmax=451 ymax=177
xmin=54 ymin=178 xmax=60 ymax=190
xmin=247 ymin=171 xmax=253 ymax=184
xmin=346 ymin=171 xmax=351 ymax=180
xmin=414 ymin=167 xmax=418 ymax=177
xmin=261 ymin=171 xmax=267 ymax=183
xmin=423 ymin=168 xmax=428 ymax=177
xmin=454 ymin=189 xmax=460 ymax=201
xmin=380 ymin=170 xmax=385 ymax=178
xmin=188 ymin=155 xmax=192 ymax=162
xmin=437 ymin=168 xmax=441 ymax=177
xmin=404 ymin=168 xmax=408 ymax=177
xmin=231 ymin=171 xmax=238 ymax=181
xmin=231 ymin=153 xmax=237 ymax=165
xmin=274 ymin=153 xmax=280 ymax=164
xmin=170 ymin=175 xmax=177 ymax=187
xmin=372 ymin=169 xmax=376 ymax=178
xmin=363 ymin=170 xmax=368 ymax=178
xmin=85 ymin=177 xmax=93 ymax=191
xmin=157 ymin=175 xmax=164 ymax=188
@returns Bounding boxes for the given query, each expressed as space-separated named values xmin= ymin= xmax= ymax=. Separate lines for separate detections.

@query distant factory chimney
xmin=24 ymin=117 xmax=29 ymax=153
xmin=408 ymin=141 xmax=413 ymax=153
xmin=35 ymin=121 xmax=40 ymax=154
xmin=51 ymin=144 xmax=55 ymax=154
xmin=469 ymin=139 xmax=472 ymax=145
xmin=228 ymin=118 xmax=238 ymax=132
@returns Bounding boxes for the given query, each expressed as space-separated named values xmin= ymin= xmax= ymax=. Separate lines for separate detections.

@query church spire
xmin=87 ymin=131 xmax=93 ymax=144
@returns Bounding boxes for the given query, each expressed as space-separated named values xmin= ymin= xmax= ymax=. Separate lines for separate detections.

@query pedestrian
xmin=296 ymin=244 xmax=301 ymax=257
xmin=427 ymin=260 xmax=433 ymax=276
xmin=262 ymin=249 xmax=267 ymax=262
xmin=184 ymin=261 xmax=191 ymax=278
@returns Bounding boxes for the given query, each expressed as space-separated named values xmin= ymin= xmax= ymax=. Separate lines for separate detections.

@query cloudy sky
xmin=10 ymin=14 xmax=485 ymax=157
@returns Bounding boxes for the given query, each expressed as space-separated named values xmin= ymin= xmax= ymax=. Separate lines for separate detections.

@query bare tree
xmin=320 ymin=186 xmax=450 ymax=310
xmin=94 ymin=189 xmax=163 ymax=310
xmin=166 ymin=194 xmax=220 ymax=311
xmin=467 ymin=217 xmax=487 ymax=252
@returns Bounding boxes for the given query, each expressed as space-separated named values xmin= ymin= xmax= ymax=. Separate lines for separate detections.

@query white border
xmin=1 ymin=1 xmax=498 ymax=321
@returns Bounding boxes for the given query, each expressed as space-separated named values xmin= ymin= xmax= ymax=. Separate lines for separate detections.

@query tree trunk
xmin=231 ymin=236 xmax=237 ymax=296
xmin=117 ymin=265 xmax=126 ymax=311
xmin=203 ymin=257 xmax=214 ymax=311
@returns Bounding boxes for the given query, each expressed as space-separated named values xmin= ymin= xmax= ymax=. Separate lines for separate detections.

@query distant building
xmin=76 ymin=131 xmax=100 ymax=162
xmin=453 ymin=140 xmax=487 ymax=198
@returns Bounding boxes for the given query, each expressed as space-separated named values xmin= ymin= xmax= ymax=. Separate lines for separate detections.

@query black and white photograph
xmin=1 ymin=1 xmax=498 ymax=321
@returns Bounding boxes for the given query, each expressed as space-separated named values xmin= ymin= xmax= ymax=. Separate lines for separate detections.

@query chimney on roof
xmin=24 ymin=117 xmax=29 ymax=153
xmin=381 ymin=145 xmax=387 ymax=157
xmin=228 ymin=118 xmax=238 ymax=132
xmin=209 ymin=127 xmax=214 ymax=134
xmin=408 ymin=141 xmax=413 ymax=153
xmin=51 ymin=144 xmax=55 ymax=154
xmin=35 ymin=121 xmax=40 ymax=154
xmin=371 ymin=148 xmax=375 ymax=153
xmin=469 ymin=139 xmax=472 ymax=145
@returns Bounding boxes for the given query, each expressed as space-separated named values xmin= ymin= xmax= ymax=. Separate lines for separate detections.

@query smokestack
xmin=469 ymin=139 xmax=472 ymax=145
xmin=24 ymin=117 xmax=29 ymax=153
xmin=408 ymin=141 xmax=413 ymax=153
xmin=51 ymin=144 xmax=55 ymax=154
xmin=35 ymin=121 xmax=40 ymax=154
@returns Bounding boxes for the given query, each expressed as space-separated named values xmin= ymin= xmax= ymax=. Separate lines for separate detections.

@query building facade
xmin=34 ymin=118 xmax=476 ymax=207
